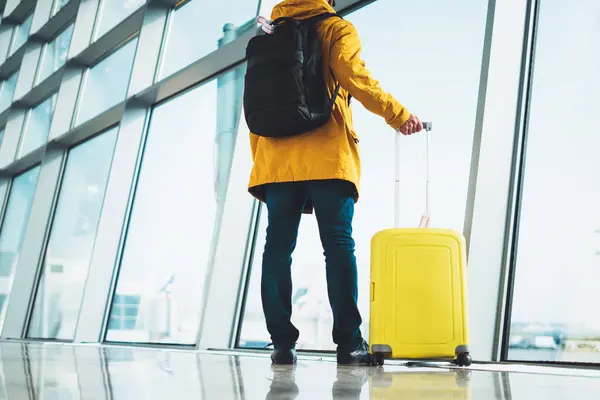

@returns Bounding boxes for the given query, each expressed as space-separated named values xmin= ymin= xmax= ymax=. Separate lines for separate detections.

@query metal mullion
xmin=0 ymin=146 xmax=67 ymax=340
xmin=73 ymin=107 xmax=150 ymax=344
xmin=231 ymin=200 xmax=262 ymax=348
xmin=0 ymin=110 xmax=28 ymax=170
xmin=498 ymin=0 xmax=541 ymax=362
xmin=0 ymin=178 xmax=12 ymax=234
xmin=20 ymin=145 xmax=71 ymax=340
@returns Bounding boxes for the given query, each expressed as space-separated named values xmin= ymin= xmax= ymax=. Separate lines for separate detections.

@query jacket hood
xmin=272 ymin=0 xmax=336 ymax=20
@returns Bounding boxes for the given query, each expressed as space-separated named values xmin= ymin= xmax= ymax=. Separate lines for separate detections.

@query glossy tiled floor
xmin=0 ymin=342 xmax=599 ymax=399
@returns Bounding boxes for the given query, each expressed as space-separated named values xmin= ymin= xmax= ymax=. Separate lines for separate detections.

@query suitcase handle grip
xmin=395 ymin=121 xmax=432 ymax=228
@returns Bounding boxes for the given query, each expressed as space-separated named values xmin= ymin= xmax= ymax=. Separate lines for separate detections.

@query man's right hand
xmin=399 ymin=114 xmax=423 ymax=136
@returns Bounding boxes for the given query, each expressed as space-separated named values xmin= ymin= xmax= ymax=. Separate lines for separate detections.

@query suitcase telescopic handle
xmin=395 ymin=122 xmax=433 ymax=228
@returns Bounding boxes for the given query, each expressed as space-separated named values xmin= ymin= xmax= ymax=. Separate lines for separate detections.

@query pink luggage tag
xmin=419 ymin=213 xmax=431 ymax=228
xmin=257 ymin=16 xmax=274 ymax=35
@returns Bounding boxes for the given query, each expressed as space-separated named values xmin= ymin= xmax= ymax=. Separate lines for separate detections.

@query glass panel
xmin=52 ymin=0 xmax=71 ymax=16
xmin=37 ymin=24 xmax=74 ymax=84
xmin=75 ymin=38 xmax=138 ymax=125
xmin=0 ymin=167 xmax=41 ymax=329
xmin=507 ymin=0 xmax=600 ymax=364
xmin=105 ymin=64 xmax=247 ymax=345
xmin=159 ymin=0 xmax=257 ymax=78
xmin=0 ymin=130 xmax=4 ymax=147
xmin=0 ymin=71 xmax=19 ymax=113
xmin=27 ymin=128 xmax=118 ymax=340
xmin=95 ymin=0 xmax=145 ymax=39
xmin=10 ymin=13 xmax=33 ymax=55
xmin=238 ymin=0 xmax=487 ymax=350
xmin=19 ymin=94 xmax=58 ymax=157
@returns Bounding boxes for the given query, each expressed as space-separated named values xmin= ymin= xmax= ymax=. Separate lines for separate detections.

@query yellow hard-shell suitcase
xmin=369 ymin=123 xmax=471 ymax=367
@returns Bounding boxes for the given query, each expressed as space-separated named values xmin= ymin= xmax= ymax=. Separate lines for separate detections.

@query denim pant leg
xmin=261 ymin=183 xmax=307 ymax=348
xmin=307 ymin=180 xmax=363 ymax=350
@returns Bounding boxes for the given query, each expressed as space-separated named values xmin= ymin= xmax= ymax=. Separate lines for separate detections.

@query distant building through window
xmin=108 ymin=295 xmax=140 ymax=330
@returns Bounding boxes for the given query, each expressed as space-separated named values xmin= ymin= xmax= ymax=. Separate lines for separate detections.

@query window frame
xmin=72 ymin=35 xmax=139 ymax=129
xmin=33 ymin=20 xmax=76 ymax=87
xmin=7 ymin=12 xmax=34 ymax=57
xmin=499 ymin=0 xmax=600 ymax=367
xmin=17 ymin=92 xmax=60 ymax=158
xmin=22 ymin=126 xmax=119 ymax=341
xmin=0 ymin=164 xmax=43 ymax=330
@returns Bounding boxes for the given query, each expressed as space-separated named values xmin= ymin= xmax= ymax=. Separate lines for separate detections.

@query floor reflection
xmin=0 ymin=342 xmax=599 ymax=399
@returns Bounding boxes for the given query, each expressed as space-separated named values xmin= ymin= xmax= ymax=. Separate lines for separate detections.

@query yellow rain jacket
xmin=248 ymin=0 xmax=411 ymax=212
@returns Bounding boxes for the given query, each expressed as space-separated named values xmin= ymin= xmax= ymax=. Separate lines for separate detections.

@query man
xmin=248 ymin=0 xmax=423 ymax=365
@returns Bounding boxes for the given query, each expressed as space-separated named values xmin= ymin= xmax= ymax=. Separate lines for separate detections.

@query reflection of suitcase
xmin=369 ymin=123 xmax=471 ymax=367
xmin=370 ymin=369 xmax=472 ymax=399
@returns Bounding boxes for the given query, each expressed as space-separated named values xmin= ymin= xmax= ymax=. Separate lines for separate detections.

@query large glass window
xmin=0 ymin=71 xmax=19 ymax=113
xmin=75 ymin=38 xmax=138 ymax=125
xmin=0 ymin=167 xmax=41 ymax=328
xmin=238 ymin=0 xmax=487 ymax=350
xmin=18 ymin=94 xmax=58 ymax=157
xmin=27 ymin=128 xmax=118 ymax=340
xmin=159 ymin=0 xmax=257 ymax=78
xmin=36 ymin=23 xmax=74 ymax=84
xmin=95 ymin=0 xmax=145 ymax=40
xmin=9 ymin=13 xmax=34 ymax=56
xmin=507 ymin=0 xmax=600 ymax=364
xmin=105 ymin=64 xmax=246 ymax=345
xmin=52 ymin=0 xmax=71 ymax=17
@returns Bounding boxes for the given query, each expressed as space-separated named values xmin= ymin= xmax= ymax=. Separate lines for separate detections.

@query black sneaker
xmin=337 ymin=340 xmax=371 ymax=365
xmin=271 ymin=347 xmax=297 ymax=365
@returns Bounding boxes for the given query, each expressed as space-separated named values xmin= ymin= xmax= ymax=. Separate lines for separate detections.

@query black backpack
xmin=243 ymin=13 xmax=342 ymax=138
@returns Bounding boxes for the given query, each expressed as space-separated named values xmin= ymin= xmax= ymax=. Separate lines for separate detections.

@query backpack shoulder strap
xmin=272 ymin=16 xmax=300 ymax=26
xmin=303 ymin=13 xmax=345 ymax=110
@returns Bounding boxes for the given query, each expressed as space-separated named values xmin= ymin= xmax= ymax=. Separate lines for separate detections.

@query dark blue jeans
xmin=261 ymin=180 xmax=363 ymax=351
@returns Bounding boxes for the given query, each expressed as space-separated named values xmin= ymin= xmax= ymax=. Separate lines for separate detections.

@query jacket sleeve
xmin=330 ymin=21 xmax=411 ymax=130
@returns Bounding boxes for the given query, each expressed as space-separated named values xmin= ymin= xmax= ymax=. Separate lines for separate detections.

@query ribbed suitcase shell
xmin=369 ymin=228 xmax=469 ymax=360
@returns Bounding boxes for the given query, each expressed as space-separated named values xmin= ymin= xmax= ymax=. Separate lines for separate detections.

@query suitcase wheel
xmin=371 ymin=352 xmax=385 ymax=366
xmin=455 ymin=353 xmax=472 ymax=367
